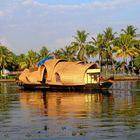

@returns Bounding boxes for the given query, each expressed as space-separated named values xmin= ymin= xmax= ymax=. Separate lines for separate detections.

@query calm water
xmin=0 ymin=81 xmax=140 ymax=140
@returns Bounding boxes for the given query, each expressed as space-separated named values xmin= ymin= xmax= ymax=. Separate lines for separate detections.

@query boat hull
xmin=17 ymin=80 xmax=113 ymax=91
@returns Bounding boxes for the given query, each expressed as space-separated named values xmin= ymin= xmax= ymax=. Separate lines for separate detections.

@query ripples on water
xmin=0 ymin=81 xmax=140 ymax=140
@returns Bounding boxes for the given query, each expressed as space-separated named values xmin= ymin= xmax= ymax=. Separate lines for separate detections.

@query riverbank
xmin=114 ymin=75 xmax=140 ymax=81
xmin=0 ymin=79 xmax=16 ymax=82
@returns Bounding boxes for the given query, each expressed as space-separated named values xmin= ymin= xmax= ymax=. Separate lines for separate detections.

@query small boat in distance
xmin=17 ymin=59 xmax=113 ymax=91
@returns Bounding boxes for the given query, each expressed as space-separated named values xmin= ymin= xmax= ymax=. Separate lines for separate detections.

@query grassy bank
xmin=0 ymin=79 xmax=16 ymax=82
xmin=114 ymin=75 xmax=140 ymax=81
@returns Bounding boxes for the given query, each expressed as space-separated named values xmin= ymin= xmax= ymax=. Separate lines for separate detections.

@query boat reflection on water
xmin=19 ymin=82 xmax=140 ymax=120
xmin=19 ymin=90 xmax=113 ymax=118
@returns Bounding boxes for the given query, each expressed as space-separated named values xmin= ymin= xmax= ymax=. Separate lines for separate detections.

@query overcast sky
xmin=0 ymin=0 xmax=140 ymax=54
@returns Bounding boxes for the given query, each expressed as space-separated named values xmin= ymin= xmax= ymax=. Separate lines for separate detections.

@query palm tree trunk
xmin=99 ymin=53 xmax=102 ymax=72
xmin=123 ymin=58 xmax=128 ymax=75
xmin=131 ymin=57 xmax=135 ymax=75
xmin=112 ymin=60 xmax=115 ymax=74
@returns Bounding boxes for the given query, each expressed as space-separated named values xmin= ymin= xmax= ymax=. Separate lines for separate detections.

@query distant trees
xmin=0 ymin=45 xmax=15 ymax=75
xmin=91 ymin=27 xmax=117 ymax=73
xmin=134 ymin=56 xmax=140 ymax=68
xmin=0 ymin=25 xmax=140 ymax=77
xmin=16 ymin=47 xmax=53 ymax=70
xmin=53 ymin=46 xmax=77 ymax=61
xmin=114 ymin=34 xmax=139 ymax=63
xmin=17 ymin=53 xmax=27 ymax=70
xmin=17 ymin=50 xmax=39 ymax=70
xmin=39 ymin=46 xmax=53 ymax=60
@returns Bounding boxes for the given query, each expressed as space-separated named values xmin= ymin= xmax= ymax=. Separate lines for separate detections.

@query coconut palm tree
xmin=61 ymin=46 xmax=77 ymax=61
xmin=121 ymin=25 xmax=140 ymax=73
xmin=103 ymin=27 xmax=117 ymax=73
xmin=91 ymin=34 xmax=105 ymax=70
xmin=53 ymin=46 xmax=77 ymax=61
xmin=0 ymin=46 xmax=8 ymax=69
xmin=0 ymin=45 xmax=14 ymax=77
xmin=39 ymin=46 xmax=53 ymax=60
xmin=53 ymin=49 xmax=63 ymax=59
xmin=86 ymin=44 xmax=97 ymax=62
xmin=114 ymin=34 xmax=140 ymax=74
xmin=17 ymin=53 xmax=27 ymax=70
xmin=7 ymin=53 xmax=19 ymax=71
xmin=71 ymin=30 xmax=90 ymax=62
xmin=26 ymin=50 xmax=39 ymax=68
xmin=133 ymin=56 xmax=140 ymax=69
xmin=121 ymin=25 xmax=140 ymax=37
xmin=18 ymin=50 xmax=39 ymax=69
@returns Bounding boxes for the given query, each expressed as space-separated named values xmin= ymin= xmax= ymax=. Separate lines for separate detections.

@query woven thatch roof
xmin=50 ymin=61 xmax=97 ymax=85
xmin=19 ymin=68 xmax=40 ymax=84
xmin=43 ymin=59 xmax=66 ymax=82
xmin=19 ymin=59 xmax=98 ymax=86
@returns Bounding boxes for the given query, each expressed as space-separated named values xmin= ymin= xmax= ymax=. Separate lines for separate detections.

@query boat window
xmin=92 ymin=73 xmax=99 ymax=81
xmin=42 ymin=68 xmax=47 ymax=83
xmin=55 ymin=73 xmax=61 ymax=82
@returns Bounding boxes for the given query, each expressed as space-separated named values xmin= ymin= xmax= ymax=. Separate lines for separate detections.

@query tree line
xmin=0 ymin=25 xmax=140 ymax=76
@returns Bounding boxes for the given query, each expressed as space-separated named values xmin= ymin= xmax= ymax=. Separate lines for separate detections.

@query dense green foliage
xmin=0 ymin=25 xmax=140 ymax=76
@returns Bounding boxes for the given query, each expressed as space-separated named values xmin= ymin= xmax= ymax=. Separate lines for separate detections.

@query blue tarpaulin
xmin=38 ymin=57 xmax=52 ymax=67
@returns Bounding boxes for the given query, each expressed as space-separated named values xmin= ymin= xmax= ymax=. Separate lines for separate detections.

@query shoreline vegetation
xmin=0 ymin=25 xmax=140 ymax=80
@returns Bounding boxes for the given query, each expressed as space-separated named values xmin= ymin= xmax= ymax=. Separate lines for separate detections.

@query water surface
xmin=0 ymin=81 xmax=140 ymax=140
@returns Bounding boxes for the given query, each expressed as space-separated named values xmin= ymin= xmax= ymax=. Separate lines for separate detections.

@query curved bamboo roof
xmin=19 ymin=68 xmax=30 ymax=84
xmin=43 ymin=59 xmax=97 ymax=85
xmin=19 ymin=68 xmax=40 ymax=84
xmin=43 ymin=59 xmax=66 ymax=82
xmin=19 ymin=59 xmax=98 ymax=86
xmin=53 ymin=62 xmax=97 ymax=85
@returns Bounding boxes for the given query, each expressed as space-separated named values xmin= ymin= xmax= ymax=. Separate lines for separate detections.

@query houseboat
xmin=17 ymin=59 xmax=113 ymax=91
